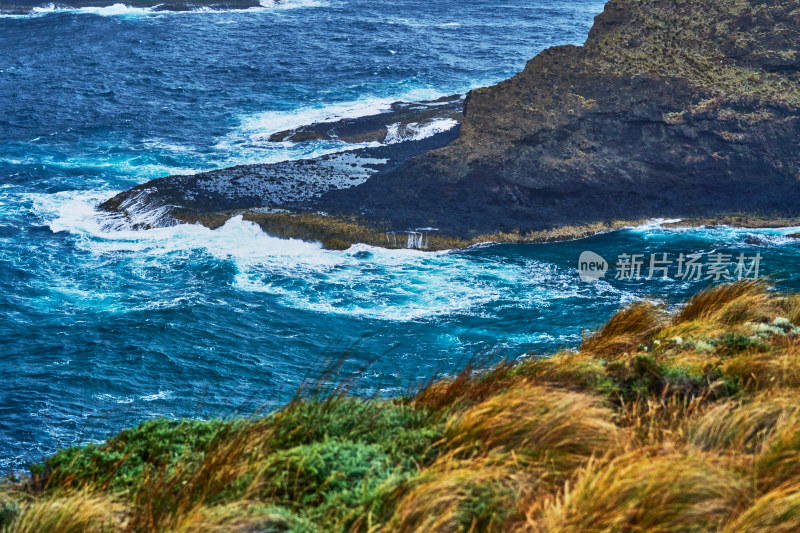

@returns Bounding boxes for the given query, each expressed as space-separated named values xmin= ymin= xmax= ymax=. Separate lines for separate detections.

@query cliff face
xmin=101 ymin=0 xmax=800 ymax=246
xmin=318 ymin=0 xmax=800 ymax=235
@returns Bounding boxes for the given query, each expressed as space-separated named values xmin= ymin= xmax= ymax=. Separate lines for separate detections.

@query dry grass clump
xmin=754 ymin=412 xmax=800 ymax=493
xmin=153 ymin=502 xmax=310 ymax=533
xmin=444 ymin=386 xmax=620 ymax=474
xmin=7 ymin=492 xmax=126 ymax=533
xmin=688 ymin=393 xmax=800 ymax=453
xmin=414 ymin=359 xmax=522 ymax=410
xmin=722 ymin=338 xmax=800 ymax=390
xmin=6 ymin=281 xmax=800 ymax=531
xmin=674 ymin=280 xmax=776 ymax=326
xmin=383 ymin=456 xmax=538 ymax=533
xmin=531 ymin=452 xmax=747 ymax=533
xmin=617 ymin=390 xmax=709 ymax=448
xmin=581 ymin=301 xmax=664 ymax=357
xmin=723 ymin=486 xmax=800 ymax=533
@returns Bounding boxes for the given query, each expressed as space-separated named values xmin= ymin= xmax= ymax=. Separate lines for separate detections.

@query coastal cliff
xmin=319 ymin=0 xmax=800 ymax=236
xmin=101 ymin=0 xmax=800 ymax=248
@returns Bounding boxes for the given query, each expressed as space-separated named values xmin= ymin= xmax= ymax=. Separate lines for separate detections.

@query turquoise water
xmin=1 ymin=0 xmax=799 ymax=470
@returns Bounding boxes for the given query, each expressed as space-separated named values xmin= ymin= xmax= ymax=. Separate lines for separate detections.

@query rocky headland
xmin=101 ymin=0 xmax=800 ymax=249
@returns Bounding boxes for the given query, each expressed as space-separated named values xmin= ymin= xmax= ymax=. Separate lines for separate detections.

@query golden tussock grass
xmin=383 ymin=455 xmax=539 ymax=533
xmin=722 ymin=338 xmax=800 ymax=391
xmin=7 ymin=492 xmax=126 ymax=533
xmin=688 ymin=392 xmax=800 ymax=454
xmin=530 ymin=451 xmax=747 ymax=533
xmin=444 ymin=386 xmax=621 ymax=474
xmin=157 ymin=501 xmax=307 ymax=533
xmin=581 ymin=301 xmax=664 ymax=357
xmin=722 ymin=485 xmax=800 ymax=533
xmin=673 ymin=280 xmax=775 ymax=326
xmin=754 ymin=410 xmax=800 ymax=493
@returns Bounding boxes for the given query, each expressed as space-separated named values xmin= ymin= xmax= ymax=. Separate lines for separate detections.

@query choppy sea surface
xmin=1 ymin=0 xmax=799 ymax=470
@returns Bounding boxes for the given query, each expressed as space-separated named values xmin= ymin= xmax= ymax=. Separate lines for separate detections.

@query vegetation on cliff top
xmin=587 ymin=0 xmax=800 ymax=110
xmin=3 ymin=280 xmax=800 ymax=531
xmin=465 ymin=0 xmax=800 ymax=147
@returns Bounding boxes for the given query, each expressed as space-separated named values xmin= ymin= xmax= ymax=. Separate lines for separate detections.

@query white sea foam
xmin=258 ymin=0 xmax=328 ymax=10
xmin=630 ymin=218 xmax=684 ymax=230
xmin=94 ymin=393 xmax=134 ymax=404
xmin=630 ymin=219 xmax=800 ymax=244
xmin=384 ymin=118 xmax=459 ymax=144
xmin=141 ymin=391 xmax=174 ymax=401
xmin=218 ymin=89 xmax=450 ymax=150
xmin=5 ymin=0 xmax=327 ymax=18
xmin=27 ymin=189 xmax=606 ymax=322
xmin=31 ymin=3 xmax=156 ymax=16
xmin=26 ymin=189 xmax=800 ymax=323
xmin=384 ymin=18 xmax=463 ymax=29
xmin=214 ymin=92 xmax=460 ymax=168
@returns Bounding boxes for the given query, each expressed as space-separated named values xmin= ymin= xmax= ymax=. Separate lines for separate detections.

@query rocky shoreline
xmin=100 ymin=0 xmax=800 ymax=249
xmin=98 ymin=95 xmax=467 ymax=246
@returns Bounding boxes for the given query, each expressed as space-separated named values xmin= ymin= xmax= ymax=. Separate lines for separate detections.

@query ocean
xmin=1 ymin=0 xmax=799 ymax=470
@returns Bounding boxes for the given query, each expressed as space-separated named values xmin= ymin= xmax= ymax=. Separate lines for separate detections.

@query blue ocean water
xmin=1 ymin=0 xmax=799 ymax=470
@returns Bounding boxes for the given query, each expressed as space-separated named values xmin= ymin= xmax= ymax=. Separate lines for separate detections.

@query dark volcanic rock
xmin=101 ymin=0 xmax=800 ymax=245
xmin=98 ymin=122 xmax=461 ymax=229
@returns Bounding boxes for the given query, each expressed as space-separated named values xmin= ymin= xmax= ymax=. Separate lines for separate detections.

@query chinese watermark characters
xmin=578 ymin=251 xmax=763 ymax=282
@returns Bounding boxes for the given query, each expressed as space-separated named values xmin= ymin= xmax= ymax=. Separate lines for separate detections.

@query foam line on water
xmin=32 ymin=3 xmax=154 ymax=16
xmin=384 ymin=118 xmax=459 ymax=144
xmin=217 ymin=89 xmax=451 ymax=150
xmin=2 ymin=0 xmax=327 ymax=18
xmin=27 ymin=189 xmax=620 ymax=322
xmin=0 ymin=152 xmax=201 ymax=179
xmin=629 ymin=219 xmax=800 ymax=246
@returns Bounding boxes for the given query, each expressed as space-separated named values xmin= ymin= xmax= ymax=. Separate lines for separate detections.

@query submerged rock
xmin=101 ymin=0 xmax=800 ymax=247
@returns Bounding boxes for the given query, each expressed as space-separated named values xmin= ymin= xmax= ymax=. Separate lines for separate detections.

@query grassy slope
xmin=3 ymin=282 xmax=800 ymax=531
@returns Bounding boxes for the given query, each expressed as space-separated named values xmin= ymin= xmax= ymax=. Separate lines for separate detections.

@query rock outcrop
xmin=101 ymin=0 xmax=800 ymax=248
